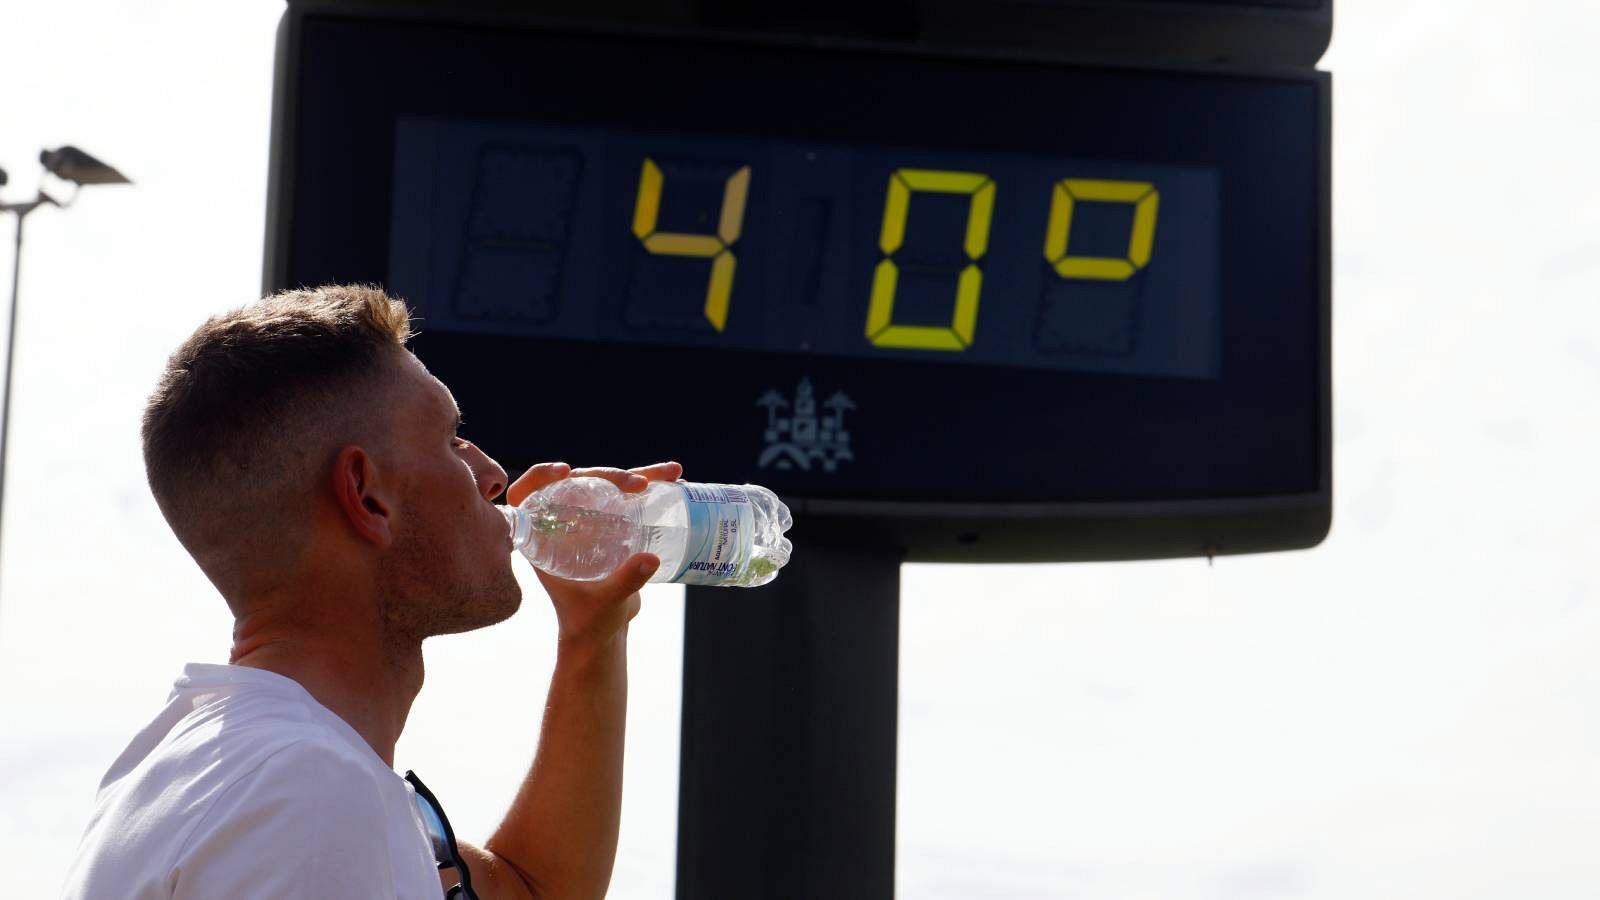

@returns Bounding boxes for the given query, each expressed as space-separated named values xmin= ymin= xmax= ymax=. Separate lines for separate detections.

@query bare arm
xmin=450 ymin=461 xmax=678 ymax=900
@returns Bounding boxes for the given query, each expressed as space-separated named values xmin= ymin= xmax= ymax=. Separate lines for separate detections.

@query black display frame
xmin=265 ymin=1 xmax=1332 ymax=563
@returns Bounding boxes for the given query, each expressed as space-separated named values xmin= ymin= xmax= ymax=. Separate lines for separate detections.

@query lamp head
xmin=39 ymin=146 xmax=130 ymax=186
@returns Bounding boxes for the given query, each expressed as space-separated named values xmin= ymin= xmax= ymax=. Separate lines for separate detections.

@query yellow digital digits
xmin=1043 ymin=179 xmax=1159 ymax=281
xmin=631 ymin=158 xmax=751 ymax=332
xmin=866 ymin=169 xmax=996 ymax=351
xmin=628 ymin=157 xmax=1162 ymax=350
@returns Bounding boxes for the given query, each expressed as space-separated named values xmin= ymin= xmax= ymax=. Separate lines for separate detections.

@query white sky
xmin=2 ymin=1 xmax=1599 ymax=898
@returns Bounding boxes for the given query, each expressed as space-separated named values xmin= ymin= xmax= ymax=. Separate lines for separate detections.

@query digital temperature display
xmin=390 ymin=121 xmax=1219 ymax=379
xmin=272 ymin=11 xmax=1329 ymax=558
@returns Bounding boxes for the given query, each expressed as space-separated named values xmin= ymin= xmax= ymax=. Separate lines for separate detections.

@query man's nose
xmin=466 ymin=444 xmax=508 ymax=501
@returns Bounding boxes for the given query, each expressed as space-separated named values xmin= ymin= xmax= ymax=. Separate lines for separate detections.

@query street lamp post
xmin=0 ymin=146 xmax=131 ymax=592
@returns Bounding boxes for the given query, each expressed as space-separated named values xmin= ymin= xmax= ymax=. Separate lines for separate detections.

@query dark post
xmin=0 ymin=204 xmax=34 ymax=581
xmin=677 ymin=540 xmax=903 ymax=899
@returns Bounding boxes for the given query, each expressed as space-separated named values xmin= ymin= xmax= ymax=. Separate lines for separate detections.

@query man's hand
xmin=505 ymin=461 xmax=684 ymax=650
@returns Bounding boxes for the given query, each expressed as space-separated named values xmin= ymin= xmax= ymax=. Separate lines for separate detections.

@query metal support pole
xmin=0 ymin=205 xmax=29 ymax=589
xmin=677 ymin=540 xmax=903 ymax=900
xmin=0 ymin=176 xmax=116 ymax=604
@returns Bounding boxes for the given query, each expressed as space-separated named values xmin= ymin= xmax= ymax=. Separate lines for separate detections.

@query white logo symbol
xmin=756 ymin=377 xmax=856 ymax=472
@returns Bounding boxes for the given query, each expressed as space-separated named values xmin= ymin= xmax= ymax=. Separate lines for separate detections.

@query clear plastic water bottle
xmin=500 ymin=477 xmax=794 ymax=587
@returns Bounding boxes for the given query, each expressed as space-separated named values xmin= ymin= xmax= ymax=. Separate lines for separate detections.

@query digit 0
xmin=866 ymin=169 xmax=995 ymax=351
xmin=1042 ymin=179 xmax=1159 ymax=281
xmin=631 ymin=158 xmax=751 ymax=332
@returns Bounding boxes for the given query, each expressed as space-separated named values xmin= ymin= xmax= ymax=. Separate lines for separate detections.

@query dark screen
xmin=390 ymin=119 xmax=1220 ymax=379
xmin=289 ymin=16 xmax=1323 ymax=506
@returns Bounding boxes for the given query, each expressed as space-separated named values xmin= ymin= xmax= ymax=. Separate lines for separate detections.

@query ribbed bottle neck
xmin=501 ymin=502 xmax=535 ymax=552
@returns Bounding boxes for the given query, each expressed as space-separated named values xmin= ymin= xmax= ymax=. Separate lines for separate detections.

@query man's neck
xmin=230 ymin=608 xmax=423 ymax=768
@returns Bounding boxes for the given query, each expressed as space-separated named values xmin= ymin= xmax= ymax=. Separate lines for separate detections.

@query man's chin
xmin=469 ymin=580 xmax=523 ymax=631
xmin=483 ymin=590 xmax=523 ymax=628
xmin=426 ymin=584 xmax=522 ymax=638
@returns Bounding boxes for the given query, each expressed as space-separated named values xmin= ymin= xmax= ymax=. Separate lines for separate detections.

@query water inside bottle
xmin=535 ymin=504 xmax=643 ymax=581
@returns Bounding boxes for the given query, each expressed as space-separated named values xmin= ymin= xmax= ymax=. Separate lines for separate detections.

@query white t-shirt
xmin=62 ymin=663 xmax=444 ymax=899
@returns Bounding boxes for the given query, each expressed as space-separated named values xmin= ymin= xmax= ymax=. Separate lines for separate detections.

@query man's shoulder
xmin=155 ymin=687 xmax=399 ymax=830
xmin=86 ymin=676 xmax=394 ymax=848
xmin=100 ymin=707 xmax=391 ymax=841
xmin=136 ymin=680 xmax=369 ymax=780
xmin=182 ymin=735 xmax=397 ymax=832
xmin=171 ymin=722 xmax=384 ymax=791
xmin=63 ymin=704 xmax=408 ymax=900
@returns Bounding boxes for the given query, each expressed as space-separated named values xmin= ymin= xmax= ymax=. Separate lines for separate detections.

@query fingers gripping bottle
xmin=500 ymin=478 xmax=794 ymax=587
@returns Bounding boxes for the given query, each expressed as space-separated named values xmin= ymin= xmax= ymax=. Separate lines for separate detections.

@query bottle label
xmin=672 ymin=484 xmax=755 ymax=586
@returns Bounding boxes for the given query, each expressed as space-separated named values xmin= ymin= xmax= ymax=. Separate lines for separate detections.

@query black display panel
xmin=390 ymin=121 xmax=1220 ymax=379
xmin=268 ymin=9 xmax=1330 ymax=560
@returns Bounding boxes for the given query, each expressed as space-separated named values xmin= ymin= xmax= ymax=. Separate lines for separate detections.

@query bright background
xmin=3 ymin=2 xmax=1599 ymax=898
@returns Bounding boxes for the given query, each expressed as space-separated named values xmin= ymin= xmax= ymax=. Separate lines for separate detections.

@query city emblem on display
xmin=756 ymin=378 xmax=855 ymax=473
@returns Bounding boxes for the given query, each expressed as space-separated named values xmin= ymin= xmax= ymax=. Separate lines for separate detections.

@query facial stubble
xmin=379 ymin=494 xmax=523 ymax=644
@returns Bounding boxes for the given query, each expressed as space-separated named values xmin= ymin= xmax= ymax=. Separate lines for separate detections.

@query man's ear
xmin=331 ymin=445 xmax=394 ymax=548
